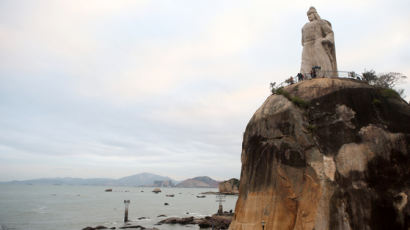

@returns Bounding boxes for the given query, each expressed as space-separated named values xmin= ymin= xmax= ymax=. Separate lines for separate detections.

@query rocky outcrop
xmin=219 ymin=178 xmax=239 ymax=194
xmin=157 ymin=214 xmax=233 ymax=229
xmin=82 ymin=226 xmax=112 ymax=230
xmin=119 ymin=225 xmax=158 ymax=229
xmin=229 ymin=78 xmax=410 ymax=230
xmin=157 ymin=216 xmax=195 ymax=225
xmin=176 ymin=176 xmax=219 ymax=188
xmin=152 ymin=188 xmax=161 ymax=193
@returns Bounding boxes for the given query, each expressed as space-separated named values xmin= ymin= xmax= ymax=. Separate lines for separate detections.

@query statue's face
xmin=307 ymin=12 xmax=315 ymax=22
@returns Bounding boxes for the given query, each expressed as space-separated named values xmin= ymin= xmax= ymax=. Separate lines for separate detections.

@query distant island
xmin=176 ymin=176 xmax=220 ymax=188
xmin=1 ymin=173 xmax=228 ymax=188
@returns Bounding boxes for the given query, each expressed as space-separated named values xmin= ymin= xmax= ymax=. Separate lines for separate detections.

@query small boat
xmin=166 ymin=194 xmax=175 ymax=197
xmin=196 ymin=195 xmax=206 ymax=198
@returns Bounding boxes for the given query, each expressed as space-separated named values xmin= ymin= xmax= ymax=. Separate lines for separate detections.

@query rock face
xmin=219 ymin=178 xmax=240 ymax=194
xmin=229 ymin=78 xmax=410 ymax=230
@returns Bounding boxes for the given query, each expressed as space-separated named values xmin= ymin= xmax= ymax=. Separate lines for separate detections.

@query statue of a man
xmin=300 ymin=7 xmax=337 ymax=77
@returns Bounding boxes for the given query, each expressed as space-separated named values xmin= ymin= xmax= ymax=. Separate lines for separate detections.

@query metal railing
xmin=289 ymin=70 xmax=364 ymax=84
xmin=272 ymin=71 xmax=365 ymax=90
xmin=299 ymin=70 xmax=362 ymax=80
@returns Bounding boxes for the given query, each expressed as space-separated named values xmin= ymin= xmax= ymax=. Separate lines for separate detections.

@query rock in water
xmin=229 ymin=78 xmax=410 ymax=230
xmin=152 ymin=188 xmax=161 ymax=193
xmin=219 ymin=178 xmax=239 ymax=194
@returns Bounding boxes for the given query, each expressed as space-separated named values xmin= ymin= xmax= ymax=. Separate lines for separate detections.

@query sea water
xmin=0 ymin=184 xmax=238 ymax=230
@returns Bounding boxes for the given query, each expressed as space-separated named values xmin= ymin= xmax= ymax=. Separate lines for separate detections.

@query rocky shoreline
xmin=83 ymin=212 xmax=233 ymax=230
xmin=83 ymin=225 xmax=158 ymax=230
xmin=157 ymin=212 xmax=233 ymax=229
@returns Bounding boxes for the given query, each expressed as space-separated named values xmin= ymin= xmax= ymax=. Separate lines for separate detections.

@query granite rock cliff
xmin=229 ymin=78 xmax=410 ymax=230
xmin=219 ymin=178 xmax=240 ymax=194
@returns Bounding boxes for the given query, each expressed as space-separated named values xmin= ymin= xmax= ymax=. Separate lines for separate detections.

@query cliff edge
xmin=229 ymin=78 xmax=410 ymax=230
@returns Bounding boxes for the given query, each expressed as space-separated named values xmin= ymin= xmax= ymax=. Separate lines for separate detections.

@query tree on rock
xmin=362 ymin=70 xmax=407 ymax=97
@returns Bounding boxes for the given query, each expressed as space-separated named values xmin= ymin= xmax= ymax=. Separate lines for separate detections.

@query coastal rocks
xmin=157 ymin=214 xmax=233 ymax=229
xmin=158 ymin=216 xmax=195 ymax=225
xmin=119 ymin=225 xmax=158 ymax=229
xmin=198 ymin=216 xmax=232 ymax=229
xmin=83 ymin=224 xmax=158 ymax=230
xmin=229 ymin=78 xmax=410 ymax=230
xmin=219 ymin=178 xmax=239 ymax=194
xmin=82 ymin=226 xmax=114 ymax=230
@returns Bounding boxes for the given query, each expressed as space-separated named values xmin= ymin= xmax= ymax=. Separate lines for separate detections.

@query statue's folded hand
xmin=321 ymin=38 xmax=332 ymax=45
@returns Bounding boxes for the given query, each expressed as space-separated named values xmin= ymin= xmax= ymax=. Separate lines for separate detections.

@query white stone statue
xmin=300 ymin=7 xmax=338 ymax=78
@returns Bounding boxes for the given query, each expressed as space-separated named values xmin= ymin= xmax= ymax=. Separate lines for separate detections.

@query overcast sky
xmin=1 ymin=0 xmax=409 ymax=181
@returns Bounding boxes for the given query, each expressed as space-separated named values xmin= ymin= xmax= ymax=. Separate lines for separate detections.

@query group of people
xmin=286 ymin=66 xmax=320 ymax=85
xmin=286 ymin=73 xmax=305 ymax=85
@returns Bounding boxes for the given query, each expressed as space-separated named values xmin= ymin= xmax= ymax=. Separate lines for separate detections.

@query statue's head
xmin=307 ymin=7 xmax=321 ymax=22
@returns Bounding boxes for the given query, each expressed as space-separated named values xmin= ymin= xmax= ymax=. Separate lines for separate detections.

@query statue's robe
xmin=300 ymin=19 xmax=337 ymax=77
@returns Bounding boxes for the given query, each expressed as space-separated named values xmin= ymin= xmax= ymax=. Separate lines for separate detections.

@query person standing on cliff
xmin=300 ymin=7 xmax=338 ymax=78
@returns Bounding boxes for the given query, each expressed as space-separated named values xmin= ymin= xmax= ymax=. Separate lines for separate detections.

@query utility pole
xmin=215 ymin=194 xmax=226 ymax=215
xmin=124 ymin=200 xmax=130 ymax=222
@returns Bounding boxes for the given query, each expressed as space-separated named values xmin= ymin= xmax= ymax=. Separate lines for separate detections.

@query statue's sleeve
xmin=321 ymin=20 xmax=334 ymax=44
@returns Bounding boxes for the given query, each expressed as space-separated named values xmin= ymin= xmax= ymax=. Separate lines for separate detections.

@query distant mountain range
xmin=2 ymin=173 xmax=178 ymax=187
xmin=1 ymin=173 xmax=221 ymax=188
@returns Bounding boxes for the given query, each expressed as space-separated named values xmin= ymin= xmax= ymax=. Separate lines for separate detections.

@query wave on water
xmin=34 ymin=206 xmax=48 ymax=214
xmin=0 ymin=224 xmax=15 ymax=230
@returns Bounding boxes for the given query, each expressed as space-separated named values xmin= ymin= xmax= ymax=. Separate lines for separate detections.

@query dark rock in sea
xmin=165 ymin=194 xmax=174 ymax=197
xmin=164 ymin=202 xmax=169 ymax=206
xmin=157 ymin=214 xmax=233 ymax=229
xmin=152 ymin=188 xmax=161 ymax=193
xmin=230 ymin=78 xmax=410 ymax=229
xmin=104 ymin=189 xmax=112 ymax=192
xmin=82 ymin=226 xmax=108 ymax=230
xmin=198 ymin=216 xmax=232 ymax=229
xmin=196 ymin=195 xmax=206 ymax=198
xmin=157 ymin=216 xmax=194 ymax=225
xmin=137 ymin=217 xmax=148 ymax=220
xmin=157 ymin=214 xmax=166 ymax=218
xmin=119 ymin=225 xmax=153 ymax=229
